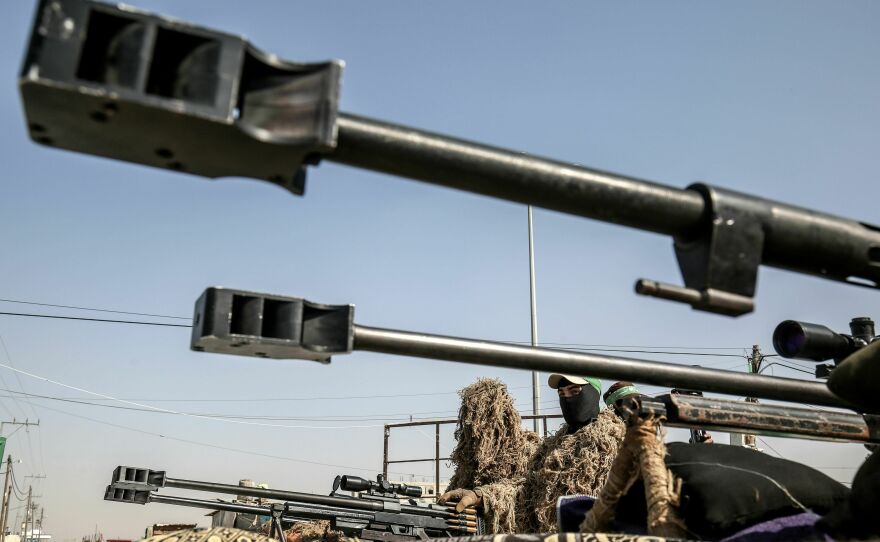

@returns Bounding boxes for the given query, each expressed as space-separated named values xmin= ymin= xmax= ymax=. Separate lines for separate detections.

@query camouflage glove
xmin=437 ymin=488 xmax=483 ymax=512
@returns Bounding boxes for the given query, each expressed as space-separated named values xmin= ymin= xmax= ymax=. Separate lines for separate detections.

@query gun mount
xmin=19 ymin=0 xmax=880 ymax=317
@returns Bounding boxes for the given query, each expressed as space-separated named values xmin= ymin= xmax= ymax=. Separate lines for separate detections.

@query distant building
xmin=22 ymin=529 xmax=50 ymax=542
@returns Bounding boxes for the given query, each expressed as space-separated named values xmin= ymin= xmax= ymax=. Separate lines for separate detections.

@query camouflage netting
xmin=447 ymin=378 xmax=541 ymax=490
xmin=479 ymin=479 xmax=523 ymax=533
xmin=520 ymin=408 xmax=626 ymax=532
xmin=447 ymin=378 xmax=626 ymax=534
xmin=141 ymin=527 xmax=275 ymax=542
xmin=141 ymin=526 xmax=349 ymax=542
xmin=261 ymin=519 xmax=345 ymax=542
xmin=282 ymin=520 xmax=346 ymax=542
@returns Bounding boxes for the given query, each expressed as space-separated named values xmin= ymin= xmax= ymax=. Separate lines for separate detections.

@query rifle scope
xmin=340 ymin=475 xmax=422 ymax=498
xmin=772 ymin=317 xmax=877 ymax=362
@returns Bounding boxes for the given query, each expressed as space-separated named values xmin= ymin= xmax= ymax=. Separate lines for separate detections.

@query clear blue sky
xmin=1 ymin=1 xmax=879 ymax=539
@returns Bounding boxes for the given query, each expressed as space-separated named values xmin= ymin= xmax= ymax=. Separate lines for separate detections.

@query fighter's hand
xmin=438 ymin=488 xmax=482 ymax=512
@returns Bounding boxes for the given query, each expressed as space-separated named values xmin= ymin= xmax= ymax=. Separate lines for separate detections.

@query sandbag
xmin=817 ymin=447 xmax=880 ymax=540
xmin=615 ymin=442 xmax=849 ymax=539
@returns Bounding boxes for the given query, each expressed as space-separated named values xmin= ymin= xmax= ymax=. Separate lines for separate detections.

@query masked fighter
xmin=439 ymin=375 xmax=625 ymax=533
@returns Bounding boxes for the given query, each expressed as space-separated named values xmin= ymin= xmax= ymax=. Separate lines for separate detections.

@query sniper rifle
xmin=104 ymin=466 xmax=484 ymax=542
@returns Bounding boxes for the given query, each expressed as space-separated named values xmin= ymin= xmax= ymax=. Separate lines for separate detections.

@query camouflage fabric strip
xmin=141 ymin=527 xmax=277 ymax=542
xmin=140 ymin=528 xmax=688 ymax=542
xmin=430 ymin=533 xmax=685 ymax=542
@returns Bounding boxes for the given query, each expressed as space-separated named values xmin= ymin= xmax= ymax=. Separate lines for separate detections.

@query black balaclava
xmin=559 ymin=382 xmax=601 ymax=433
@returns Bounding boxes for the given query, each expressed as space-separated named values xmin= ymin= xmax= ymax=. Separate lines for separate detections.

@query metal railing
xmin=382 ymin=414 xmax=563 ymax=498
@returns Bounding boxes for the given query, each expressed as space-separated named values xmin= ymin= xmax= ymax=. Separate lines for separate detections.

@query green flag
xmin=0 ymin=437 xmax=6 ymax=462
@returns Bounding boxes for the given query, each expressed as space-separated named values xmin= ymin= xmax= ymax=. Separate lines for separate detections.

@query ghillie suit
xmin=282 ymin=520 xmax=346 ymax=542
xmin=142 ymin=526 xmax=347 ymax=542
xmin=142 ymin=528 xmax=276 ymax=542
xmin=447 ymin=378 xmax=626 ymax=533
xmin=262 ymin=519 xmax=345 ymax=542
xmin=447 ymin=378 xmax=541 ymax=490
xmin=483 ymin=409 xmax=626 ymax=533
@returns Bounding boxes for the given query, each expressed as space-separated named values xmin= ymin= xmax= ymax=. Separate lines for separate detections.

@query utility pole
xmin=23 ymin=487 xmax=31 ymax=540
xmin=28 ymin=503 xmax=36 ymax=542
xmin=744 ymin=344 xmax=764 ymax=449
xmin=37 ymin=507 xmax=43 ymax=540
xmin=527 ymin=205 xmax=541 ymax=433
xmin=0 ymin=420 xmax=40 ymax=435
xmin=0 ymin=455 xmax=12 ymax=538
xmin=0 ymin=419 xmax=39 ymax=542
xmin=22 ymin=476 xmax=44 ymax=542
xmin=730 ymin=345 xmax=764 ymax=448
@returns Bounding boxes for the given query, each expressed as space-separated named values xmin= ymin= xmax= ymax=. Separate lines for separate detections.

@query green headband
xmin=583 ymin=377 xmax=602 ymax=394
xmin=604 ymin=385 xmax=640 ymax=406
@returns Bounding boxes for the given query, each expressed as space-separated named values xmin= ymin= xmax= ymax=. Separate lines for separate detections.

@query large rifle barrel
xmin=332 ymin=114 xmax=705 ymax=237
xmin=164 ymin=477 xmax=382 ymax=512
xmin=148 ymin=494 xmax=378 ymax=524
xmin=151 ymin=494 xmax=274 ymax=515
xmin=352 ymin=324 xmax=847 ymax=409
xmin=330 ymin=114 xmax=880 ymax=289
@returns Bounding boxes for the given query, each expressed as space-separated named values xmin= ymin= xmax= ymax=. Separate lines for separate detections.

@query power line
xmin=0 ymin=305 xmax=760 ymax=357
xmin=0 ymin=298 xmax=189 ymax=320
xmin=0 ymin=389 xmax=555 ymax=423
xmin=0 ymin=380 xmax=673 ymax=406
xmin=760 ymin=362 xmax=815 ymax=376
xmin=756 ymin=437 xmax=783 ymax=458
xmin=0 ymin=360 xmax=557 ymax=428
xmin=9 ymin=386 xmax=527 ymax=403
xmin=29 ymin=400 xmax=410 ymax=476
xmin=0 ymin=334 xmax=24 ymax=420
xmin=0 ymin=334 xmax=42 ymax=473
xmin=0 ymin=360 xmax=385 ymax=430
xmin=0 ymin=312 xmax=190 ymax=328
xmin=0 ymin=387 xmax=544 ymax=421
xmin=10 ymin=471 xmax=26 ymax=501
xmin=0 ymin=391 xmax=441 ymax=423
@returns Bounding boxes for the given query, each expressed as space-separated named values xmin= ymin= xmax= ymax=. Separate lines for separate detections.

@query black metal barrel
xmin=353 ymin=325 xmax=848 ymax=409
